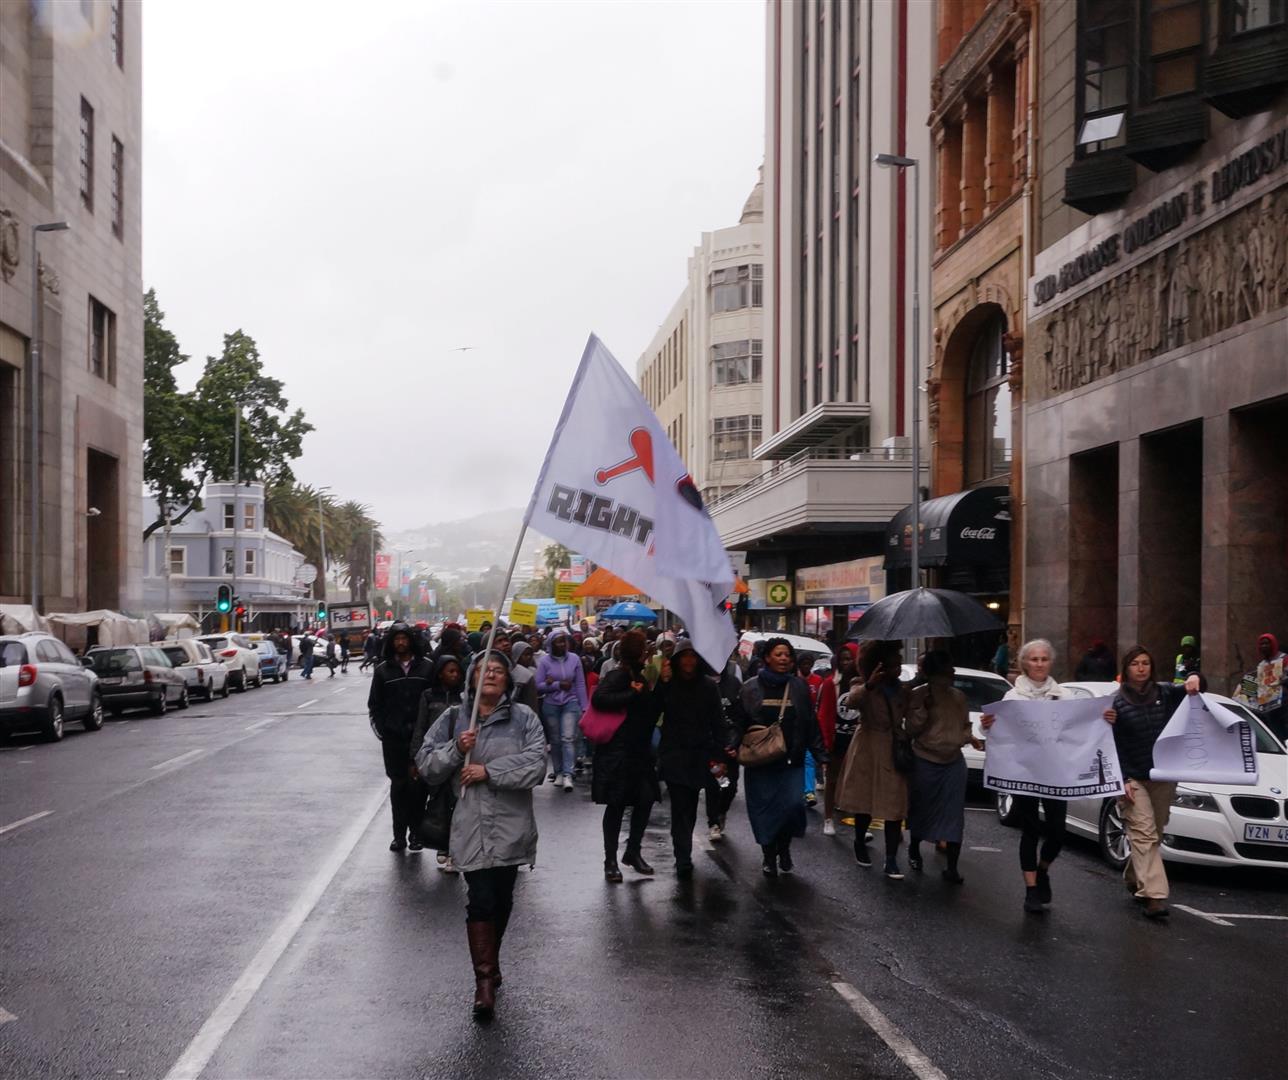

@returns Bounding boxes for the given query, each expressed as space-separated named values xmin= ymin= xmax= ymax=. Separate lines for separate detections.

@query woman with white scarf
xmin=981 ymin=638 xmax=1069 ymax=914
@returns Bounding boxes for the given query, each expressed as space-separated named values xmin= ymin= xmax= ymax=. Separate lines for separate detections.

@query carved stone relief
xmin=0 ymin=207 xmax=18 ymax=284
xmin=1034 ymin=185 xmax=1288 ymax=398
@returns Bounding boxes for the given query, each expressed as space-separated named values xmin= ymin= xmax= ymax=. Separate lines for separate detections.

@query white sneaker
xmin=708 ymin=824 xmax=723 ymax=842
xmin=823 ymin=818 xmax=836 ymax=836
xmin=562 ymin=774 xmax=574 ymax=791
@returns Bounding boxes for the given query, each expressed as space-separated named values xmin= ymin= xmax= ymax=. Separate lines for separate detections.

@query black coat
xmin=656 ymin=674 xmax=726 ymax=789
xmin=590 ymin=666 xmax=662 ymax=806
xmin=731 ymin=674 xmax=827 ymax=769
xmin=1112 ymin=682 xmax=1187 ymax=780
xmin=368 ymin=655 xmax=436 ymax=746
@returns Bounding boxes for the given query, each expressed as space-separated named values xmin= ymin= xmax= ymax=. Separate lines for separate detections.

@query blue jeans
xmin=302 ymin=653 xmax=315 ymax=678
xmin=803 ymin=751 xmax=817 ymax=795
xmin=542 ymin=699 xmax=582 ymax=777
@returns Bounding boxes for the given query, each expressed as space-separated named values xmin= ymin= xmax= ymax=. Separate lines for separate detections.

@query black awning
xmin=883 ymin=486 xmax=1010 ymax=570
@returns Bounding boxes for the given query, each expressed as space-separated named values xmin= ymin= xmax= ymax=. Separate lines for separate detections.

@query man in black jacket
xmin=368 ymin=623 xmax=435 ymax=852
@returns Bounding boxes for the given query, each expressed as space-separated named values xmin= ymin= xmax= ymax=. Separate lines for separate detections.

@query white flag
xmin=526 ymin=335 xmax=736 ymax=670
xmin=1150 ymin=693 xmax=1259 ymax=785
xmin=983 ymin=695 xmax=1125 ymax=800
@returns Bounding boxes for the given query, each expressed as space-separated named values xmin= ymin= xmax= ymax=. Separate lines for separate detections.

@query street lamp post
xmin=230 ymin=402 xmax=241 ymax=630
xmin=317 ymin=489 xmax=328 ymax=607
xmin=28 ymin=221 xmax=69 ymax=613
xmin=874 ymin=153 xmax=922 ymax=591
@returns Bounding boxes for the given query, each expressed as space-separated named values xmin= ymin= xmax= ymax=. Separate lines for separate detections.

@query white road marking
xmin=0 ymin=1006 xmax=16 ymax=1025
xmin=1173 ymin=905 xmax=1235 ymax=927
xmin=830 ymin=980 xmax=948 ymax=1080
xmin=163 ymin=783 xmax=388 ymax=1080
xmin=151 ymin=749 xmax=206 ymax=771
xmin=0 ymin=811 xmax=54 ymax=836
xmin=1208 ymin=913 xmax=1288 ymax=922
xmin=244 ymin=718 xmax=279 ymax=732
xmin=331 ymin=686 xmax=348 ymax=694
xmin=969 ymin=845 xmax=1002 ymax=852
xmin=296 ymin=698 xmax=319 ymax=710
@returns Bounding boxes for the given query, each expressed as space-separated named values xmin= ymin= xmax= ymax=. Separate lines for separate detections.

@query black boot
xmin=1035 ymin=867 xmax=1052 ymax=905
xmin=604 ymin=857 xmax=623 ymax=883
xmin=466 ymin=921 xmax=498 ymax=1021
xmin=622 ymin=848 xmax=654 ymax=875
xmin=761 ymin=844 xmax=779 ymax=876
xmin=777 ymin=838 xmax=794 ymax=874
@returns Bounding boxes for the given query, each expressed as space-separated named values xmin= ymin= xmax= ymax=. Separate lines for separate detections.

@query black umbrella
xmin=846 ymin=587 xmax=1003 ymax=641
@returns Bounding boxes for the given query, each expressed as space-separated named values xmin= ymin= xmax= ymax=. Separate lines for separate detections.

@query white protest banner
xmin=984 ymin=695 xmax=1124 ymax=800
xmin=525 ymin=335 xmax=736 ymax=670
xmin=1149 ymin=692 xmax=1259 ymax=785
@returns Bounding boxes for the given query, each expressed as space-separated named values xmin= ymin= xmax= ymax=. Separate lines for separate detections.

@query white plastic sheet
xmin=1150 ymin=692 xmax=1259 ymax=785
xmin=984 ymin=694 xmax=1125 ymax=800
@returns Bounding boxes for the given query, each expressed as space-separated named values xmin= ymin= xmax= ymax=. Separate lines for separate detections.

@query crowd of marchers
xmin=364 ymin=618 xmax=1288 ymax=1022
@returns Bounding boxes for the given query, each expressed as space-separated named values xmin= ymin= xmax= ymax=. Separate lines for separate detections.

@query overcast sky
xmin=143 ymin=0 xmax=764 ymax=532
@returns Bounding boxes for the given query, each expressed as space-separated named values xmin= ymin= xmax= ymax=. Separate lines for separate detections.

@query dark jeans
xmin=603 ymin=797 xmax=653 ymax=860
xmin=381 ymin=739 xmax=423 ymax=842
xmin=1014 ymin=795 xmax=1067 ymax=872
xmin=301 ymin=653 xmax=315 ymax=678
xmin=464 ymin=864 xmax=519 ymax=931
xmin=668 ymin=784 xmax=701 ymax=869
xmin=704 ymin=768 xmax=739 ymax=827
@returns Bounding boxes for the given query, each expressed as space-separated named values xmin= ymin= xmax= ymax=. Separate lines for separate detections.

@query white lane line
xmin=1173 ymin=905 xmax=1236 ymax=927
xmin=244 ymin=718 xmax=279 ymax=732
xmin=830 ymin=980 xmax=948 ymax=1080
xmin=1209 ymin=913 xmax=1288 ymax=922
xmin=331 ymin=686 xmax=348 ymax=694
xmin=295 ymin=698 xmax=319 ymax=710
xmin=163 ymin=782 xmax=388 ymax=1080
xmin=0 ymin=811 xmax=54 ymax=836
xmin=970 ymin=845 xmax=1002 ymax=852
xmin=0 ymin=1006 xmax=16 ymax=1025
xmin=151 ymin=749 xmax=206 ymax=771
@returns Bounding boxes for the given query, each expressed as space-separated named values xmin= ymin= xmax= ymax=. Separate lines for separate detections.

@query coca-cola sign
xmin=960 ymin=526 xmax=997 ymax=541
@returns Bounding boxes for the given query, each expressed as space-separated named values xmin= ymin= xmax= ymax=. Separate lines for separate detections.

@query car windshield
xmin=162 ymin=647 xmax=189 ymax=666
xmin=90 ymin=649 xmax=141 ymax=674
xmin=952 ymin=674 xmax=1010 ymax=711
xmin=0 ymin=642 xmax=26 ymax=667
xmin=1223 ymin=702 xmax=1287 ymax=755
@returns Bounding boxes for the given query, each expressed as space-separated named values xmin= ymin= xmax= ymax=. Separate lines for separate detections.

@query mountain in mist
xmin=385 ymin=508 xmax=549 ymax=583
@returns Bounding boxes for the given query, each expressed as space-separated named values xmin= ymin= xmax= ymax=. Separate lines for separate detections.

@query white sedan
xmin=996 ymin=682 xmax=1288 ymax=871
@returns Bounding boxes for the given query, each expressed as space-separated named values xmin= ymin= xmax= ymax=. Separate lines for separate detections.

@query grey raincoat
xmin=415 ymin=692 xmax=546 ymax=872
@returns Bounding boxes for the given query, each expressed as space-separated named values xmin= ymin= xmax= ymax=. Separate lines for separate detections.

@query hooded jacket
xmin=415 ymin=652 xmax=546 ymax=872
xmin=367 ymin=624 xmax=435 ymax=744
xmin=411 ymin=653 xmax=466 ymax=756
xmin=508 ymin=642 xmax=540 ymax=712
xmin=656 ymin=641 xmax=726 ymax=789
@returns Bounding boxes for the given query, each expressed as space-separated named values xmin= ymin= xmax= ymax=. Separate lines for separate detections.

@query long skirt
xmin=907 ymin=754 xmax=966 ymax=844
xmin=744 ymin=762 xmax=807 ymax=846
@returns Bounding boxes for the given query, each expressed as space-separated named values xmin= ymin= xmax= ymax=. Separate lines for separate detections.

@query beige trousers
xmin=1121 ymin=779 xmax=1177 ymax=900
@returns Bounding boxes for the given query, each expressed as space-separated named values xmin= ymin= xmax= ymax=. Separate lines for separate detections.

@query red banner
xmin=374 ymin=553 xmax=392 ymax=590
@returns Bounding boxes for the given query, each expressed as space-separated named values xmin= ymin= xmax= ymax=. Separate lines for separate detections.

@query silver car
xmin=0 ymin=632 xmax=104 ymax=741
xmin=159 ymin=639 xmax=230 ymax=702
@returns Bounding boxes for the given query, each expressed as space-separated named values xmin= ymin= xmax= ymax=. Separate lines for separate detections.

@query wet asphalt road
xmin=1 ymin=668 xmax=1285 ymax=1080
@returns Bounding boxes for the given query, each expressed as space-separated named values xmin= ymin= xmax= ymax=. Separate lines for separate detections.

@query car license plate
xmin=1243 ymin=823 xmax=1288 ymax=844
xmin=100 ymin=676 xmax=122 ymax=685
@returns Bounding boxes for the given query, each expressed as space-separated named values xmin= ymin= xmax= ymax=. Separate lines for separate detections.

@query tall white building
xmin=708 ymin=0 xmax=934 ymax=634
xmin=639 ymin=174 xmax=765 ymax=505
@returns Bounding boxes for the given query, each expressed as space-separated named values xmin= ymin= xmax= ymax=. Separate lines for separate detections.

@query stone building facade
xmin=1025 ymin=0 xmax=1287 ymax=684
xmin=926 ymin=0 xmax=1035 ymax=661
xmin=0 ymin=0 xmax=143 ymax=614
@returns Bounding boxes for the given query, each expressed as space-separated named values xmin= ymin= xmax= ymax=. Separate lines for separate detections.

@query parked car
xmin=0 ymin=632 xmax=103 ymax=741
xmin=899 ymin=663 xmax=1011 ymax=783
xmin=737 ymin=631 xmax=830 ymax=666
xmin=196 ymin=634 xmax=261 ymax=691
xmin=996 ymin=682 xmax=1288 ymax=871
xmin=87 ymin=645 xmax=189 ymax=716
xmin=253 ymin=641 xmax=288 ymax=683
xmin=159 ymin=639 xmax=230 ymax=702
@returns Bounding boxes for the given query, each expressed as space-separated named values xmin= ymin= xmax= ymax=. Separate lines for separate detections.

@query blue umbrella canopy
xmin=845 ymin=587 xmax=1002 ymax=641
xmin=601 ymin=601 xmax=658 ymax=622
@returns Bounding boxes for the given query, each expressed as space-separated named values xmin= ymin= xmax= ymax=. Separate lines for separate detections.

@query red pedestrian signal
xmin=385 ymin=609 xmax=393 ymax=619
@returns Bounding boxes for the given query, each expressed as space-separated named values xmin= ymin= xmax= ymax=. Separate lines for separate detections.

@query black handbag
xmin=416 ymin=784 xmax=455 ymax=850
xmin=891 ymin=718 xmax=916 ymax=775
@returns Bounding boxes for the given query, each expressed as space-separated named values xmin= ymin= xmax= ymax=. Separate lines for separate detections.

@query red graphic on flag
xmin=594 ymin=428 xmax=654 ymax=486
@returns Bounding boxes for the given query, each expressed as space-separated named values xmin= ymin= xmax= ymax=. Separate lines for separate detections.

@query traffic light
xmin=234 ymin=602 xmax=247 ymax=618
xmin=316 ymin=601 xmax=327 ymax=622
xmin=216 ymin=584 xmax=233 ymax=614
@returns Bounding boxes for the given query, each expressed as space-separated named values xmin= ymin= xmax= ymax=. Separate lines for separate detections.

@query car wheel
xmin=233 ymin=672 xmax=245 ymax=692
xmin=177 ymin=687 xmax=190 ymax=710
xmin=83 ymin=692 xmax=104 ymax=731
xmin=43 ymin=695 xmax=65 ymax=742
xmin=150 ymin=690 xmax=167 ymax=716
xmin=1098 ymin=798 xmax=1130 ymax=869
xmin=995 ymin=792 xmax=1019 ymax=826
xmin=204 ymin=680 xmax=215 ymax=702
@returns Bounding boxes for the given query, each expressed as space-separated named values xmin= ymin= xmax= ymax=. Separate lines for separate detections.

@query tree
xmin=142 ymin=290 xmax=202 ymax=538
xmin=264 ymin=484 xmax=383 ymax=602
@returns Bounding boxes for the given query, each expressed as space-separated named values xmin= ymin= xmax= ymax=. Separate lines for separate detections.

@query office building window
xmin=711 ymin=340 xmax=762 ymax=386
xmin=111 ymin=137 xmax=124 ymax=238
xmin=1143 ymin=0 xmax=1204 ymax=101
xmin=711 ymin=415 xmax=763 ymax=461
xmin=244 ymin=549 xmax=257 ymax=576
xmin=1075 ymin=0 xmax=1130 ymax=152
xmin=711 ymin=264 xmax=764 ymax=312
xmin=223 ymin=504 xmax=236 ymax=529
xmin=243 ymin=504 xmax=256 ymax=530
xmin=964 ymin=315 xmax=1012 ymax=485
xmin=168 ymin=548 xmax=186 ymax=576
xmin=88 ymin=297 xmax=116 ymax=384
xmin=111 ymin=0 xmax=124 ymax=67
xmin=1229 ymin=0 xmax=1285 ymax=33
xmin=79 ymin=98 xmax=94 ymax=210
xmin=222 ymin=549 xmax=235 ymax=574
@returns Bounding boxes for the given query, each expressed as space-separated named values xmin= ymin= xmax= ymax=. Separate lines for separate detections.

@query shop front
xmin=793 ymin=557 xmax=887 ymax=640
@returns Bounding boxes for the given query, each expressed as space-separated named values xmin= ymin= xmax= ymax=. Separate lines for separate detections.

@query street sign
xmin=766 ymin=580 xmax=793 ymax=606
xmin=294 ymin=562 xmax=318 ymax=586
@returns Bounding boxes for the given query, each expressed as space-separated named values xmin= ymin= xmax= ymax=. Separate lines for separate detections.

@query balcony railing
xmin=707 ymin=445 xmax=917 ymax=510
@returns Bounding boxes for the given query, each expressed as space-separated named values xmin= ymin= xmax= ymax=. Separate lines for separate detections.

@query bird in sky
xmin=448 ymin=346 xmax=476 ymax=353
